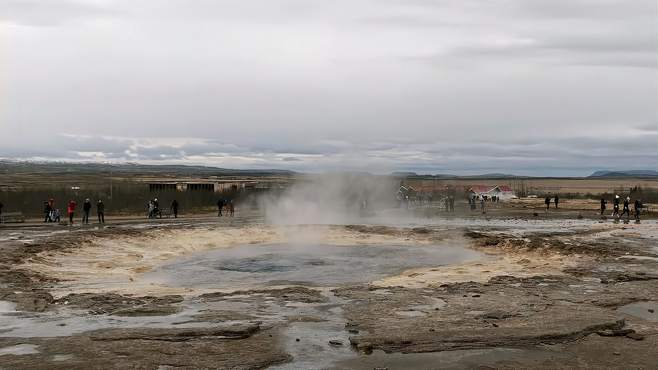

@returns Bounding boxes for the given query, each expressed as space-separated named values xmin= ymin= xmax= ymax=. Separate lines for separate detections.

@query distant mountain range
xmin=0 ymin=160 xmax=296 ymax=177
xmin=588 ymin=170 xmax=658 ymax=178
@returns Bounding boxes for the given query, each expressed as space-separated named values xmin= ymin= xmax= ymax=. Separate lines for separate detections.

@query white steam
xmin=261 ymin=173 xmax=399 ymax=225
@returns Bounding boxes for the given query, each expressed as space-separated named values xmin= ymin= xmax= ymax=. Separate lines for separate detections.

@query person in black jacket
xmin=634 ymin=199 xmax=643 ymax=221
xmin=44 ymin=201 xmax=52 ymax=222
xmin=217 ymin=199 xmax=224 ymax=217
xmin=621 ymin=197 xmax=630 ymax=219
xmin=82 ymin=199 xmax=92 ymax=224
xmin=97 ymin=200 xmax=105 ymax=224
xmin=171 ymin=199 xmax=179 ymax=218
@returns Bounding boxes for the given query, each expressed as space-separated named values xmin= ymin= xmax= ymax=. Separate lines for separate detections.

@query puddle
xmin=143 ymin=243 xmax=482 ymax=290
xmin=617 ymin=301 xmax=658 ymax=322
xmin=0 ymin=344 xmax=39 ymax=356
xmin=270 ymin=291 xmax=356 ymax=370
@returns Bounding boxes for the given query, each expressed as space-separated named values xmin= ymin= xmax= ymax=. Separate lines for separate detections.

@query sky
xmin=0 ymin=0 xmax=656 ymax=176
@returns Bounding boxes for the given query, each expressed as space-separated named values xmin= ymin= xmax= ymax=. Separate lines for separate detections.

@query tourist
xmin=613 ymin=195 xmax=620 ymax=217
xmin=634 ymin=199 xmax=643 ymax=221
xmin=44 ymin=201 xmax=52 ymax=222
xmin=449 ymin=195 xmax=455 ymax=212
xmin=147 ymin=200 xmax=154 ymax=218
xmin=621 ymin=197 xmax=630 ymax=219
xmin=51 ymin=208 xmax=61 ymax=223
xmin=228 ymin=199 xmax=235 ymax=217
xmin=0 ymin=201 xmax=3 ymax=221
xmin=600 ymin=198 xmax=607 ymax=215
xmin=171 ymin=199 xmax=179 ymax=218
xmin=480 ymin=195 xmax=485 ymax=213
xmin=554 ymin=194 xmax=559 ymax=209
xmin=82 ymin=198 xmax=92 ymax=224
xmin=153 ymin=198 xmax=160 ymax=217
xmin=544 ymin=196 xmax=551 ymax=211
xmin=67 ymin=200 xmax=77 ymax=225
xmin=217 ymin=199 xmax=224 ymax=216
xmin=97 ymin=200 xmax=105 ymax=223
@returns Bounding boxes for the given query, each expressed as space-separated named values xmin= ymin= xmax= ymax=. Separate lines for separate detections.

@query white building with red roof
xmin=467 ymin=185 xmax=516 ymax=200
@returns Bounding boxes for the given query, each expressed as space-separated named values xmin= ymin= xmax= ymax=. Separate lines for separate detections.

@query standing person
xmin=480 ymin=195 xmax=485 ymax=213
xmin=544 ymin=196 xmax=551 ymax=211
xmin=228 ymin=199 xmax=235 ymax=217
xmin=97 ymin=200 xmax=105 ymax=224
xmin=171 ymin=199 xmax=179 ymax=218
xmin=634 ymin=199 xmax=643 ymax=221
xmin=82 ymin=198 xmax=92 ymax=224
xmin=0 ymin=201 xmax=3 ymax=222
xmin=44 ymin=201 xmax=52 ymax=222
xmin=217 ymin=199 xmax=224 ymax=217
xmin=621 ymin=197 xmax=630 ymax=219
xmin=613 ymin=195 xmax=620 ymax=217
xmin=600 ymin=198 xmax=607 ymax=215
xmin=153 ymin=198 xmax=160 ymax=218
xmin=449 ymin=195 xmax=455 ymax=212
xmin=67 ymin=200 xmax=77 ymax=225
xmin=554 ymin=194 xmax=559 ymax=209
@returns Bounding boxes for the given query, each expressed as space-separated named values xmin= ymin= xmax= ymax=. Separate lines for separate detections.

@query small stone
xmin=648 ymin=309 xmax=655 ymax=313
xmin=429 ymin=328 xmax=435 ymax=332
xmin=472 ymin=294 xmax=481 ymax=298
xmin=613 ymin=351 xmax=621 ymax=356
xmin=348 ymin=329 xmax=359 ymax=334
xmin=295 ymin=338 xmax=300 ymax=342
xmin=329 ymin=340 xmax=343 ymax=346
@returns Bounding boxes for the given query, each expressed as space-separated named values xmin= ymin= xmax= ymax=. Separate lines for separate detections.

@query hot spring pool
xmin=142 ymin=243 xmax=483 ymax=289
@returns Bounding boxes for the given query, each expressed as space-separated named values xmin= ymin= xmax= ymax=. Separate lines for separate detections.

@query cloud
xmin=0 ymin=0 xmax=655 ymax=175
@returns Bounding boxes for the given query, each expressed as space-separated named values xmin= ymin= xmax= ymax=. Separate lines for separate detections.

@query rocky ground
xmin=1 ymin=208 xmax=657 ymax=369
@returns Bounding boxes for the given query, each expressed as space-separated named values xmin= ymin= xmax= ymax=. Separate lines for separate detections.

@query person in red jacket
xmin=67 ymin=200 xmax=77 ymax=225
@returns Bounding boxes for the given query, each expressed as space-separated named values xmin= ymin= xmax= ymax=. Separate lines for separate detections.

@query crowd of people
xmin=42 ymin=198 xmax=106 ymax=225
xmin=216 ymin=198 xmax=235 ymax=217
xmin=0 ymin=192 xmax=650 ymax=225
xmin=600 ymin=195 xmax=643 ymax=221
xmin=468 ymin=194 xmax=500 ymax=213
xmin=32 ymin=197 xmax=236 ymax=225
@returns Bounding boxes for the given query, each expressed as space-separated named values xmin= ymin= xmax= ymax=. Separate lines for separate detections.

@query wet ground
xmin=1 ymin=209 xmax=658 ymax=369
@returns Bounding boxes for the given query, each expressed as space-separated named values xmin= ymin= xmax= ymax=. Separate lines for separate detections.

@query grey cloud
xmin=0 ymin=0 xmax=655 ymax=175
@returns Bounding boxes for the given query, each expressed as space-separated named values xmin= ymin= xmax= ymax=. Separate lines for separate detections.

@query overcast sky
xmin=1 ymin=0 xmax=656 ymax=175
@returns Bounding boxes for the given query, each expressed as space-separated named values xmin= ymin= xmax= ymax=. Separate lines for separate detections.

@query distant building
xmin=468 ymin=185 xmax=515 ymax=200
xmin=147 ymin=181 xmax=257 ymax=193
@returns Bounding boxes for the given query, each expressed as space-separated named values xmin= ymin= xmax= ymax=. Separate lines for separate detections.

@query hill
xmin=588 ymin=170 xmax=658 ymax=178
